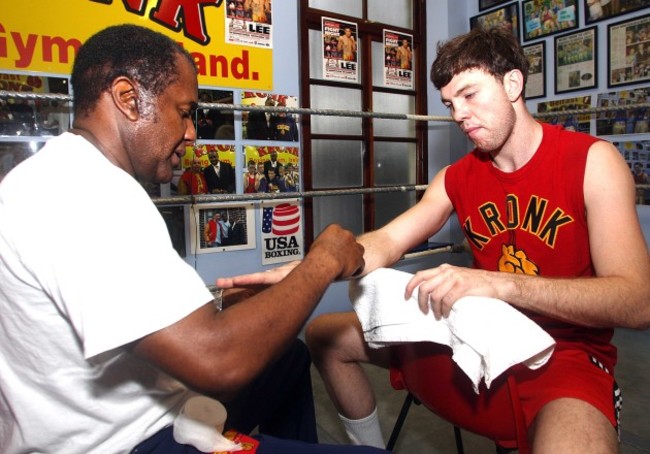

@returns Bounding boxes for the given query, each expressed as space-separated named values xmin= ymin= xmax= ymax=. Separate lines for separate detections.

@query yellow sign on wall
xmin=1 ymin=0 xmax=273 ymax=90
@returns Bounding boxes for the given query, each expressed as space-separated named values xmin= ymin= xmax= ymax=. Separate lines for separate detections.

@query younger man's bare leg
xmin=306 ymin=312 xmax=390 ymax=448
xmin=530 ymin=398 xmax=619 ymax=453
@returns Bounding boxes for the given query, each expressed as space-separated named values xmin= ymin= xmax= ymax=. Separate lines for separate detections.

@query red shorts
xmin=512 ymin=348 xmax=621 ymax=435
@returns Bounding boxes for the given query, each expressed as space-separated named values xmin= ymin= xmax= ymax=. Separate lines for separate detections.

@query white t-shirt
xmin=0 ymin=133 xmax=213 ymax=453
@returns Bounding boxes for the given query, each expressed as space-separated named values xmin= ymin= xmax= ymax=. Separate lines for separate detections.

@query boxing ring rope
xmin=1 ymin=89 xmax=649 ymax=201
xmin=4 ymin=90 xmax=650 ymax=121
xmin=2 ymin=90 xmax=648 ymax=261
xmin=154 ymin=184 xmax=429 ymax=205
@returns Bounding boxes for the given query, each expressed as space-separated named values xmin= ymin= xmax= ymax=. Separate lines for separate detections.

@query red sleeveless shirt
xmin=445 ymin=123 xmax=616 ymax=370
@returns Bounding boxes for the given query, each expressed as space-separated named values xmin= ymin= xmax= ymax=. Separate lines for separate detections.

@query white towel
xmin=350 ymin=268 xmax=556 ymax=393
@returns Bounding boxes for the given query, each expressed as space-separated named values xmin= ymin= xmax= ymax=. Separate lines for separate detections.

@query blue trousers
xmin=222 ymin=338 xmax=317 ymax=442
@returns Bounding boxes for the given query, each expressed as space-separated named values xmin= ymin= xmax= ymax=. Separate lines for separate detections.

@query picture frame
xmin=243 ymin=145 xmax=301 ymax=193
xmin=190 ymin=202 xmax=256 ymax=254
xmin=479 ymin=0 xmax=511 ymax=12
xmin=522 ymin=0 xmax=579 ymax=42
xmin=596 ymin=87 xmax=650 ymax=136
xmin=584 ymin=0 xmax=649 ymax=25
xmin=607 ymin=14 xmax=650 ymax=88
xmin=536 ymin=95 xmax=593 ymax=134
xmin=523 ymin=41 xmax=547 ymax=99
xmin=611 ymin=139 xmax=650 ymax=204
xmin=554 ymin=26 xmax=598 ymax=94
xmin=158 ymin=205 xmax=187 ymax=258
xmin=470 ymin=1 xmax=520 ymax=40
xmin=241 ymin=93 xmax=300 ymax=142
xmin=195 ymin=88 xmax=234 ymax=141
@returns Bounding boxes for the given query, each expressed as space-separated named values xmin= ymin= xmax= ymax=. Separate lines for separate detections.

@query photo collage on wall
xmin=241 ymin=92 xmax=300 ymax=142
xmin=608 ymin=14 xmax=650 ymax=88
xmin=596 ymin=87 xmax=650 ymax=136
xmin=537 ymin=95 xmax=592 ymax=133
xmin=242 ymin=144 xmax=300 ymax=194
xmin=612 ymin=139 xmax=650 ymax=204
xmin=170 ymin=90 xmax=301 ymax=197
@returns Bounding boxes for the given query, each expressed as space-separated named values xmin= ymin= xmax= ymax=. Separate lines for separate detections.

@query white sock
xmin=338 ymin=407 xmax=385 ymax=448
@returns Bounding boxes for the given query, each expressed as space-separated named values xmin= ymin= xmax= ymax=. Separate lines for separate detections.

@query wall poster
xmin=3 ymin=1 xmax=274 ymax=90
xmin=241 ymin=93 xmax=300 ymax=142
xmin=225 ymin=0 xmax=273 ymax=48
xmin=172 ymin=144 xmax=237 ymax=196
xmin=596 ymin=87 xmax=650 ymax=136
xmin=191 ymin=202 xmax=256 ymax=254
xmin=584 ymin=0 xmax=649 ymax=25
xmin=470 ymin=2 xmax=520 ymax=39
xmin=322 ymin=17 xmax=359 ymax=83
xmin=523 ymin=41 xmax=547 ymax=99
xmin=243 ymin=145 xmax=300 ymax=194
xmin=554 ymin=27 xmax=598 ymax=94
xmin=522 ymin=0 xmax=578 ymax=42
xmin=261 ymin=199 xmax=304 ymax=265
xmin=607 ymin=14 xmax=650 ymax=88
xmin=611 ymin=140 xmax=649 ymax=204
xmin=383 ymin=30 xmax=414 ymax=89
xmin=537 ymin=95 xmax=593 ymax=134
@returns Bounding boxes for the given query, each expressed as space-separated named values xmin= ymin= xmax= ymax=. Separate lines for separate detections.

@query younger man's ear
xmin=504 ymin=69 xmax=524 ymax=102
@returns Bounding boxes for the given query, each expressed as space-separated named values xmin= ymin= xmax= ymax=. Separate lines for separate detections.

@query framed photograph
xmin=241 ymin=93 xmax=300 ymax=142
xmin=158 ymin=205 xmax=187 ymax=258
xmin=523 ymin=41 xmax=547 ymax=99
xmin=479 ymin=0 xmax=511 ymax=12
xmin=195 ymin=89 xmax=234 ymax=141
xmin=190 ymin=202 xmax=256 ymax=254
xmin=596 ymin=87 xmax=650 ymax=136
xmin=537 ymin=95 xmax=593 ymax=133
xmin=522 ymin=0 xmax=579 ymax=42
xmin=585 ymin=0 xmax=649 ymax=25
xmin=611 ymin=139 xmax=650 ymax=204
xmin=554 ymin=27 xmax=598 ymax=94
xmin=243 ymin=145 xmax=300 ymax=193
xmin=607 ymin=14 xmax=650 ymax=88
xmin=470 ymin=1 xmax=520 ymax=40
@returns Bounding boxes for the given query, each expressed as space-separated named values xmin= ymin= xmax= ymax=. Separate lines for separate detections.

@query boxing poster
xmin=260 ymin=199 xmax=304 ymax=265
xmin=225 ymin=0 xmax=273 ymax=48
xmin=4 ymin=0 xmax=274 ymax=90
xmin=537 ymin=96 xmax=592 ymax=134
xmin=322 ymin=17 xmax=359 ymax=83
xmin=383 ymin=30 xmax=414 ymax=89
xmin=596 ymin=87 xmax=650 ymax=136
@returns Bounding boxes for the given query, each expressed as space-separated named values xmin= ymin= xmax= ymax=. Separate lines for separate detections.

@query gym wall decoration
xmin=607 ymin=13 xmax=650 ymax=88
xmin=470 ymin=2 xmax=520 ymax=40
xmin=522 ymin=0 xmax=579 ymax=42
xmin=584 ymin=0 xmax=649 ymax=25
xmin=554 ymin=26 xmax=598 ymax=94
xmin=191 ymin=202 xmax=256 ymax=254
xmin=523 ymin=41 xmax=547 ymax=99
